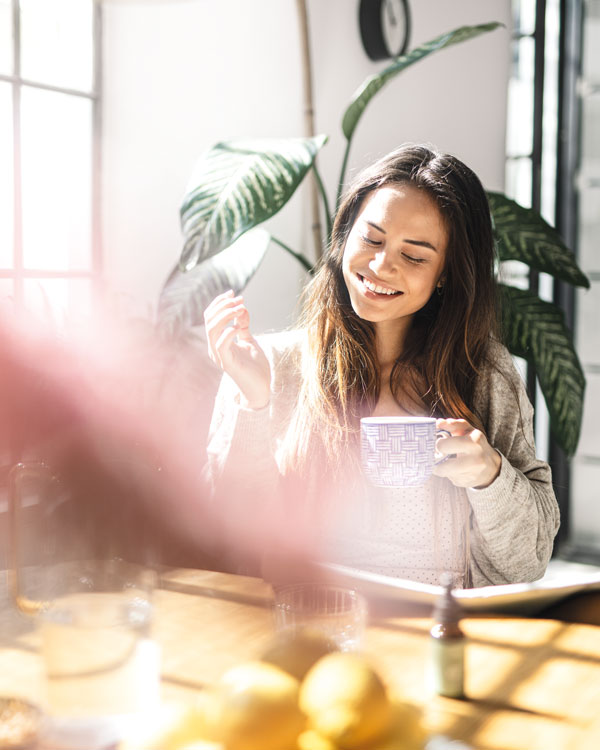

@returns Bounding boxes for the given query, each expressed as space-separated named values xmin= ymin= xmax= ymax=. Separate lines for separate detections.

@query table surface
xmin=5 ymin=567 xmax=600 ymax=750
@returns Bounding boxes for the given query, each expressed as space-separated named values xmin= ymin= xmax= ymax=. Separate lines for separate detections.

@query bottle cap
xmin=433 ymin=572 xmax=462 ymax=624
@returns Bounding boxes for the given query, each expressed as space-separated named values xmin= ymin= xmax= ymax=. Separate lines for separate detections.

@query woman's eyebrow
xmin=404 ymin=238 xmax=438 ymax=252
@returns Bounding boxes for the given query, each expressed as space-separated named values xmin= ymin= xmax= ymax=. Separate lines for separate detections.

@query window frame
xmin=0 ymin=0 xmax=102 ymax=312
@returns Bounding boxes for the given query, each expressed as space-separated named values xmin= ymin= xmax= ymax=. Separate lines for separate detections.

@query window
xmin=504 ymin=0 xmax=567 ymax=540
xmin=0 ymin=0 xmax=100 ymax=323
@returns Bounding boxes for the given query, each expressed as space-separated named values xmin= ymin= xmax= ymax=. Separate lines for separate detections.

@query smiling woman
xmin=342 ymin=184 xmax=447 ymax=333
xmin=204 ymin=144 xmax=559 ymax=589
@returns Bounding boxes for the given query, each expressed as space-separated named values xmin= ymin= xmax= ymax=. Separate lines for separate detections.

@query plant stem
xmin=312 ymin=164 xmax=332 ymax=245
xmin=336 ymin=140 xmax=352 ymax=213
xmin=271 ymin=236 xmax=314 ymax=274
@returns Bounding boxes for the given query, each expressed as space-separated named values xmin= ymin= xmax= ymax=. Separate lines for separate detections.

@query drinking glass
xmin=38 ymin=559 xmax=160 ymax=750
xmin=272 ymin=583 xmax=367 ymax=651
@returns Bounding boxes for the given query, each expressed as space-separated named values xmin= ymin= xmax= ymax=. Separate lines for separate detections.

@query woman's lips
xmin=358 ymin=274 xmax=402 ymax=297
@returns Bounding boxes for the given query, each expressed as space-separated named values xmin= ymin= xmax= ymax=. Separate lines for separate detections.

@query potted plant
xmin=157 ymin=22 xmax=590 ymax=457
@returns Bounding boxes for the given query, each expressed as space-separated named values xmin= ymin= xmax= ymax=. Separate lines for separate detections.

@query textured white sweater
xmin=206 ymin=330 xmax=560 ymax=588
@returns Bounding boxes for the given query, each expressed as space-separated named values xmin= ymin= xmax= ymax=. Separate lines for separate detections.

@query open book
xmin=322 ymin=558 xmax=600 ymax=615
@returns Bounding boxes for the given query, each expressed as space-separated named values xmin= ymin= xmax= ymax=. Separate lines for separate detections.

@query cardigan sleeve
xmin=466 ymin=340 xmax=560 ymax=586
xmin=205 ymin=330 xmax=303 ymax=511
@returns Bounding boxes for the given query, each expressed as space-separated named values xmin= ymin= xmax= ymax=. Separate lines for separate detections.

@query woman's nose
xmin=369 ymin=250 xmax=397 ymax=276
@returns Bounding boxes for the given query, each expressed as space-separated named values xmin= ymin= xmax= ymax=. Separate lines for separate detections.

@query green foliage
xmin=342 ymin=23 xmax=502 ymax=142
xmin=489 ymin=192 xmax=590 ymax=288
xmin=180 ymin=136 xmax=326 ymax=271
xmin=158 ymin=228 xmax=271 ymax=338
xmin=501 ymin=286 xmax=585 ymax=457
xmin=159 ymin=22 xmax=589 ymax=456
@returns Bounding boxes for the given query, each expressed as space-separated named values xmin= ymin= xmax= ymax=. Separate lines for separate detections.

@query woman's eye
xmin=402 ymin=253 xmax=427 ymax=264
xmin=359 ymin=234 xmax=382 ymax=246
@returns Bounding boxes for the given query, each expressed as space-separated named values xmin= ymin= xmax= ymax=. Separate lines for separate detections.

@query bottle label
xmin=430 ymin=638 xmax=465 ymax=698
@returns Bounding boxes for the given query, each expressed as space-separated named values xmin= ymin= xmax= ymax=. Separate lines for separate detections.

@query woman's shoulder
xmin=480 ymin=336 xmax=523 ymax=384
xmin=474 ymin=336 xmax=529 ymax=405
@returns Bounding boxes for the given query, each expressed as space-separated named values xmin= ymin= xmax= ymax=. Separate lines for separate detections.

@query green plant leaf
xmin=500 ymin=284 xmax=585 ymax=456
xmin=158 ymin=228 xmax=270 ymax=337
xmin=179 ymin=136 xmax=327 ymax=271
xmin=489 ymin=192 xmax=590 ymax=288
xmin=341 ymin=23 xmax=503 ymax=142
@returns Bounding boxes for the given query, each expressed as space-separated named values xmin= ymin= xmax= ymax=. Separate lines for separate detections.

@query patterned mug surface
xmin=360 ymin=416 xmax=449 ymax=488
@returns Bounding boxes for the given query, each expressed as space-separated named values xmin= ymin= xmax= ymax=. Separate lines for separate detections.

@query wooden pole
xmin=296 ymin=0 xmax=323 ymax=263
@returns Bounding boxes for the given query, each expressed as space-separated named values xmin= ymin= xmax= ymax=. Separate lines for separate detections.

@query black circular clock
xmin=359 ymin=0 xmax=411 ymax=61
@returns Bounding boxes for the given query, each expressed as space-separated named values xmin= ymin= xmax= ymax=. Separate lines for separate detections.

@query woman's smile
xmin=357 ymin=273 xmax=403 ymax=297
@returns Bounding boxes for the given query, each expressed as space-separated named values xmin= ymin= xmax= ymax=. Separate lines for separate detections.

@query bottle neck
xmin=431 ymin=621 xmax=464 ymax=639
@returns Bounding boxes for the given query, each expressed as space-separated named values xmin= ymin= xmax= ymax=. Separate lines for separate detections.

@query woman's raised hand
xmin=204 ymin=291 xmax=271 ymax=410
xmin=433 ymin=418 xmax=502 ymax=489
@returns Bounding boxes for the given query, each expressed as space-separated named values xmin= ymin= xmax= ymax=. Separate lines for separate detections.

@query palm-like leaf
xmin=342 ymin=23 xmax=502 ymax=142
xmin=179 ymin=136 xmax=327 ymax=271
xmin=500 ymin=284 xmax=585 ymax=456
xmin=158 ymin=228 xmax=270 ymax=338
xmin=489 ymin=192 xmax=590 ymax=288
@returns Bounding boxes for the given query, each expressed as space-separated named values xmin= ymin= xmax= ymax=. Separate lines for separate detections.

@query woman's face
xmin=342 ymin=183 xmax=448 ymax=332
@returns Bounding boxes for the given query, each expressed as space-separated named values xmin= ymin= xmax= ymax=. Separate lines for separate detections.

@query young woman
xmin=205 ymin=144 xmax=559 ymax=588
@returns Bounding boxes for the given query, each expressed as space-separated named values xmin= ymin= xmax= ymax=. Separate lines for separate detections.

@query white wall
xmin=101 ymin=0 xmax=511 ymax=332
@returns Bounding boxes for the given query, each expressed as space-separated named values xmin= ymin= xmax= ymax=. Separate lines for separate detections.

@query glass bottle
xmin=429 ymin=572 xmax=465 ymax=698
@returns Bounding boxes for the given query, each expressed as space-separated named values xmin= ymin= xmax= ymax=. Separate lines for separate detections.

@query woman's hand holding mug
xmin=433 ymin=418 xmax=502 ymax=489
xmin=204 ymin=291 xmax=271 ymax=410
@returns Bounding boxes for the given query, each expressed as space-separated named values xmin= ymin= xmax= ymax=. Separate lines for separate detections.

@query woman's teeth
xmin=361 ymin=275 xmax=400 ymax=295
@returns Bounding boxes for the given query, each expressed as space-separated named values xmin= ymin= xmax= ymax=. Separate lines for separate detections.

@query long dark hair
xmin=281 ymin=144 xmax=500 ymax=472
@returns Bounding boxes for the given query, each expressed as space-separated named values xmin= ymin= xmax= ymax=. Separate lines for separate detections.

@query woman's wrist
xmin=473 ymin=449 xmax=502 ymax=489
xmin=239 ymin=393 xmax=270 ymax=410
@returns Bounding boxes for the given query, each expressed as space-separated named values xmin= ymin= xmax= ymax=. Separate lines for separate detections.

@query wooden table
xmin=4 ymin=568 xmax=600 ymax=750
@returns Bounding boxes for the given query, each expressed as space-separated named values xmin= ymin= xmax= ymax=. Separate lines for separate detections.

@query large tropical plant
xmin=158 ymin=22 xmax=590 ymax=457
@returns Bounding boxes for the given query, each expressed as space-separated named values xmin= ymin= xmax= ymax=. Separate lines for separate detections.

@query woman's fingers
xmin=212 ymin=325 xmax=241 ymax=369
xmin=204 ymin=292 xmax=249 ymax=361
xmin=433 ymin=419 xmax=501 ymax=488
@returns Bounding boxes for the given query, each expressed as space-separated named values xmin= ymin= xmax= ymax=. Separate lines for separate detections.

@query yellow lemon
xmin=299 ymin=652 xmax=392 ymax=750
xmin=261 ymin=628 xmax=337 ymax=680
xmin=376 ymin=700 xmax=426 ymax=750
xmin=297 ymin=728 xmax=339 ymax=750
xmin=119 ymin=702 xmax=214 ymax=750
xmin=216 ymin=660 xmax=306 ymax=750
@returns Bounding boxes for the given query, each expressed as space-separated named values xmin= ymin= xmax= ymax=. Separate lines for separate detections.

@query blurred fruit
xmin=118 ymin=702 xmax=216 ymax=750
xmin=297 ymin=728 xmax=339 ymax=750
xmin=215 ymin=660 xmax=306 ymax=750
xmin=375 ymin=700 xmax=426 ymax=750
xmin=261 ymin=628 xmax=337 ymax=680
xmin=299 ymin=652 xmax=392 ymax=749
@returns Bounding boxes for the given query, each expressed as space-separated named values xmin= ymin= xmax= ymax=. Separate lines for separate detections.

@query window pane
xmin=24 ymin=277 xmax=92 ymax=322
xmin=582 ymin=92 xmax=600 ymax=164
xmin=0 ymin=0 xmax=11 ymax=75
xmin=0 ymin=278 xmax=13 ymax=306
xmin=583 ymin=2 xmax=600 ymax=82
xmin=506 ymin=37 xmax=535 ymax=156
xmin=20 ymin=0 xmax=94 ymax=92
xmin=21 ymin=87 xmax=92 ymax=271
xmin=512 ymin=0 xmax=536 ymax=36
xmin=0 ymin=81 xmax=13 ymax=269
xmin=579 ymin=186 xmax=600 ymax=271
xmin=541 ymin=0 xmax=560 ymax=225
xmin=505 ymin=157 xmax=532 ymax=208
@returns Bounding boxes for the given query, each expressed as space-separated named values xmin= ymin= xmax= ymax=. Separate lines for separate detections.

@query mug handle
xmin=434 ymin=429 xmax=453 ymax=465
xmin=8 ymin=461 xmax=58 ymax=616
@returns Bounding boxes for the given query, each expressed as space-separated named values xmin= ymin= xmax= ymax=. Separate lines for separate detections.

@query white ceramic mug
xmin=360 ymin=416 xmax=450 ymax=488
